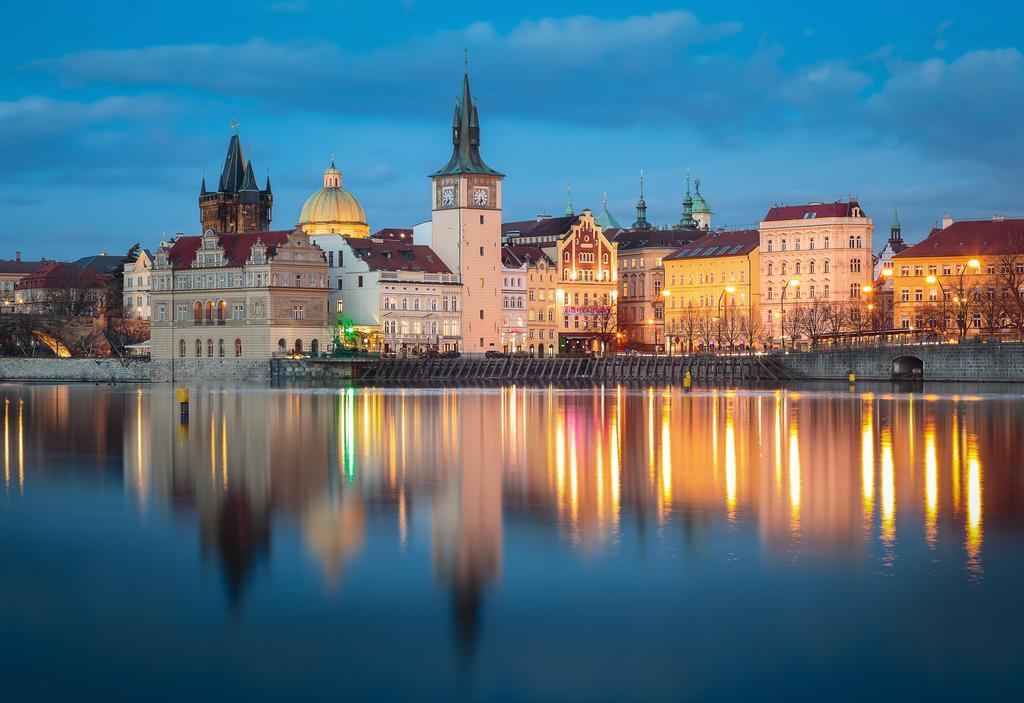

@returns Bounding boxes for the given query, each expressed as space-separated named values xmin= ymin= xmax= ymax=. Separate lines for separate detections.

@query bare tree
xmin=584 ymin=306 xmax=619 ymax=356
xmin=792 ymin=298 xmax=831 ymax=348
xmin=996 ymin=252 xmax=1024 ymax=338
xmin=740 ymin=312 xmax=767 ymax=351
xmin=675 ymin=306 xmax=701 ymax=355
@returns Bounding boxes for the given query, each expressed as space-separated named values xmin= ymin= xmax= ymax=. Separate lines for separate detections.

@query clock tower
xmin=431 ymin=67 xmax=505 ymax=354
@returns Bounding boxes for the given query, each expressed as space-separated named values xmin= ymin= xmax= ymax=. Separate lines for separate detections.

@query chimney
xmin=942 ymin=212 xmax=954 ymax=229
xmin=15 ymin=250 xmax=21 ymax=262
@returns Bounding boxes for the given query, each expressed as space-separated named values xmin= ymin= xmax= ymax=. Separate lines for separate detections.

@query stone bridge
xmin=777 ymin=343 xmax=1024 ymax=382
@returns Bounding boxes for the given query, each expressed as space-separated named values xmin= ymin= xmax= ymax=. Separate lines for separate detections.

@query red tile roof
xmin=345 ymin=237 xmax=451 ymax=274
xmin=166 ymin=230 xmax=293 ymax=270
xmin=664 ymin=229 xmax=759 ymax=261
xmin=15 ymin=262 xmax=111 ymax=290
xmin=893 ymin=218 xmax=1024 ymax=259
xmin=0 ymin=258 xmax=48 ymax=275
xmin=502 ymin=245 xmax=555 ymax=268
xmin=502 ymin=215 xmax=578 ymax=240
xmin=763 ymin=200 xmax=866 ymax=222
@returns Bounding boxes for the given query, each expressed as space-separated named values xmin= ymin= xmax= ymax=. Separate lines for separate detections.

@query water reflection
xmin=3 ymin=382 xmax=1023 ymax=671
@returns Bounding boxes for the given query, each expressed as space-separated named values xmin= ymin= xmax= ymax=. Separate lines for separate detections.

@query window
xmin=767 ymin=240 xmax=773 ymax=252
xmin=358 ymin=275 xmax=363 ymax=288
xmin=850 ymin=284 xmax=860 ymax=300
xmin=194 ymin=301 xmax=203 ymax=322
xmin=158 ymin=306 xmax=166 ymax=322
xmin=809 ymin=261 xmax=815 ymax=274
xmin=824 ymin=237 xmax=830 ymax=249
xmin=823 ymin=260 xmax=830 ymax=274
xmin=809 ymin=237 xmax=815 ymax=250
xmin=914 ymin=289 xmax=923 ymax=302
xmin=823 ymin=285 xmax=830 ymax=298
xmin=206 ymin=339 xmax=213 ymax=357
xmin=766 ymin=286 xmax=773 ymax=300
xmin=901 ymin=288 xmax=910 ymax=302
xmin=850 ymin=258 xmax=861 ymax=273
xmin=195 ymin=339 xmax=202 ymax=357
xmin=292 ymin=306 xmax=305 ymax=320
xmin=235 ymin=339 xmax=242 ymax=357
xmin=914 ymin=266 xmax=923 ymax=276
xmin=179 ymin=339 xmax=186 ymax=358
xmin=218 ymin=339 xmax=225 ymax=357
xmin=767 ymin=262 xmax=773 ymax=276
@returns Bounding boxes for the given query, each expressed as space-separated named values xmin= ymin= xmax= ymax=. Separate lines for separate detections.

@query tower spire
xmin=432 ymin=61 xmax=502 ymax=177
xmin=564 ymin=179 xmax=574 ymax=216
xmin=633 ymin=169 xmax=651 ymax=230
xmin=678 ymin=168 xmax=696 ymax=229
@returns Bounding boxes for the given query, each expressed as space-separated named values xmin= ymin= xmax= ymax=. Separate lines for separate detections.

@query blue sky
xmin=2 ymin=0 xmax=1022 ymax=259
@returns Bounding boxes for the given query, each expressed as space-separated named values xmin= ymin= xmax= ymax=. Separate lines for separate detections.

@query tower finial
xmin=639 ymin=169 xmax=645 ymax=198
xmin=230 ymin=119 xmax=239 ymax=135
xmin=464 ymin=48 xmax=469 ymax=73
xmin=564 ymin=179 xmax=574 ymax=216
xmin=603 ymin=191 xmax=607 ymax=208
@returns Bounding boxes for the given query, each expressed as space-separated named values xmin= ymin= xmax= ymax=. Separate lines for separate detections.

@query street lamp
xmin=780 ymin=279 xmax=799 ymax=350
xmin=925 ymin=274 xmax=948 ymax=336
xmin=716 ymin=286 xmax=737 ymax=352
xmin=661 ymin=289 xmax=672 ymax=355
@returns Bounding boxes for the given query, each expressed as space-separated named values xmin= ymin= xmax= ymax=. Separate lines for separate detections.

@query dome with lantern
xmin=298 ymin=159 xmax=370 ymax=237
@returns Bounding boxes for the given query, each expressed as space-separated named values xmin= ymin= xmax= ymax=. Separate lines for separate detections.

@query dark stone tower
xmin=199 ymin=128 xmax=273 ymax=233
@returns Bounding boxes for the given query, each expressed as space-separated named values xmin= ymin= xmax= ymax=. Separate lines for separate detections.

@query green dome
xmin=692 ymin=179 xmax=711 ymax=213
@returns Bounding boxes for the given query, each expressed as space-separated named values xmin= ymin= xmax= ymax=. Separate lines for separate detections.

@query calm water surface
xmin=1 ymin=382 xmax=1022 ymax=702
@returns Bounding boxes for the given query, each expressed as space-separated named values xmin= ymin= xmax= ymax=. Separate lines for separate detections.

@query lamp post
xmin=861 ymin=284 xmax=874 ymax=336
xmin=661 ymin=289 xmax=672 ymax=355
xmin=780 ymin=279 xmax=799 ymax=351
xmin=925 ymin=275 xmax=948 ymax=338
xmin=950 ymin=258 xmax=981 ymax=340
xmin=716 ymin=286 xmax=736 ymax=351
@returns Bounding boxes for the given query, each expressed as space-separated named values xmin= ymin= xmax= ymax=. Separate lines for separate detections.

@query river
xmin=0 ymin=382 xmax=1022 ymax=701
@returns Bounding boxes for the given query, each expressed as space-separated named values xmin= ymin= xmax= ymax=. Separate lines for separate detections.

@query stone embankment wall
xmin=271 ymin=358 xmax=358 ymax=382
xmin=778 ymin=343 xmax=1024 ymax=382
xmin=0 ymin=358 xmax=152 ymax=382
xmin=0 ymin=358 xmax=271 ymax=383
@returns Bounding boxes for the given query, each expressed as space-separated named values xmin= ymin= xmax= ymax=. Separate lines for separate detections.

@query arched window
xmin=809 ymin=261 xmax=816 ymax=274
xmin=218 ymin=300 xmax=227 ymax=321
xmin=234 ymin=339 xmax=242 ymax=357
xmin=179 ymin=339 xmax=186 ymax=358
xmin=310 ymin=339 xmax=319 ymax=357
xmin=795 ymin=262 xmax=801 ymax=275
xmin=295 ymin=339 xmax=303 ymax=354
xmin=207 ymin=339 xmax=213 ymax=357
xmin=278 ymin=338 xmax=287 ymax=354
xmin=767 ymin=262 xmax=773 ymax=276
xmin=218 ymin=339 xmax=225 ymax=357
xmin=193 ymin=301 xmax=203 ymax=322
xmin=781 ymin=262 xmax=787 ymax=276
xmin=195 ymin=339 xmax=202 ymax=357
xmin=205 ymin=300 xmax=214 ymax=321
xmin=823 ymin=260 xmax=831 ymax=273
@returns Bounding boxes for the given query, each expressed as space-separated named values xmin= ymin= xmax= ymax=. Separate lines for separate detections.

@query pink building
xmin=758 ymin=200 xmax=874 ymax=345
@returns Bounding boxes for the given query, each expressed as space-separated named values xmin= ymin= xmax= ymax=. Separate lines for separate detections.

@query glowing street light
xmin=780 ymin=279 xmax=800 ymax=350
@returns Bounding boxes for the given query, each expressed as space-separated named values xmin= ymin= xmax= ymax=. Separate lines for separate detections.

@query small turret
xmin=632 ymin=169 xmax=652 ymax=230
xmin=564 ymin=179 xmax=574 ymax=216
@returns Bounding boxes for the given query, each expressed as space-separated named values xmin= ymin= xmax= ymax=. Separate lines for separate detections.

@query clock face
xmin=473 ymin=187 xmax=489 ymax=206
xmin=441 ymin=186 xmax=455 ymax=207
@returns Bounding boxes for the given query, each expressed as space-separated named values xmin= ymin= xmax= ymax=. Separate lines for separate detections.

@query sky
xmin=2 ymin=0 xmax=1023 ymax=260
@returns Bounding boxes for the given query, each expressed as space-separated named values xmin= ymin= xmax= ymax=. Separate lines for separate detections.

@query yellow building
xmin=662 ymin=229 xmax=761 ymax=352
xmin=891 ymin=217 xmax=1024 ymax=338
xmin=298 ymin=160 xmax=370 ymax=237
xmin=503 ymin=246 xmax=558 ymax=356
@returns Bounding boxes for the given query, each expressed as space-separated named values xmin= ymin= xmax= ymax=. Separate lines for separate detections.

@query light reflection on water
xmin=1 ymin=382 xmax=1023 ymax=701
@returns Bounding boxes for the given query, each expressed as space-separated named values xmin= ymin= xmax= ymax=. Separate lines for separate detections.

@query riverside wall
xmin=777 ymin=343 xmax=1024 ymax=382
xmin=0 ymin=358 xmax=270 ymax=383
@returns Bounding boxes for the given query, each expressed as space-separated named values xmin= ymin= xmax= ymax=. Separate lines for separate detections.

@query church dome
xmin=692 ymin=179 xmax=711 ymax=214
xmin=298 ymin=160 xmax=369 ymax=237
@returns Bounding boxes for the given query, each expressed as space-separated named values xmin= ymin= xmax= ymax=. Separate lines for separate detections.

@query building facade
xmin=199 ymin=131 xmax=273 ymax=234
xmin=149 ymin=228 xmax=331 ymax=360
xmin=122 ymin=249 xmax=153 ymax=319
xmin=500 ymin=253 xmax=527 ymax=353
xmin=14 ymin=263 xmax=111 ymax=316
xmin=615 ymin=228 xmax=702 ymax=352
xmin=430 ymin=69 xmax=505 ymax=355
xmin=334 ymin=234 xmax=460 ymax=354
xmin=758 ymin=200 xmax=874 ymax=346
xmin=509 ymin=246 xmax=558 ymax=357
xmin=555 ymin=210 xmax=618 ymax=354
xmin=662 ymin=229 xmax=761 ymax=352
xmin=891 ymin=217 xmax=1024 ymax=337
xmin=0 ymin=253 xmax=47 ymax=312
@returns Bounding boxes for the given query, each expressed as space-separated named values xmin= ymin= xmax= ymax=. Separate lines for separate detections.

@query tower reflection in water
xmin=1 ymin=383 xmax=1015 ymax=651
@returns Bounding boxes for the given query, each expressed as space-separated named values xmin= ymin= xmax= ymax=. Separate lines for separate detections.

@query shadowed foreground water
xmin=0 ymin=382 xmax=1022 ymax=702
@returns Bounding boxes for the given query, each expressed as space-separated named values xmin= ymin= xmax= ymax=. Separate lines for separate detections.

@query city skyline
xmin=3 ymin=1 xmax=1024 ymax=259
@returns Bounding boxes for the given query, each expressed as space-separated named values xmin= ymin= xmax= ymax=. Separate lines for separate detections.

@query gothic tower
xmin=199 ymin=129 xmax=273 ymax=233
xmin=431 ymin=66 xmax=505 ymax=354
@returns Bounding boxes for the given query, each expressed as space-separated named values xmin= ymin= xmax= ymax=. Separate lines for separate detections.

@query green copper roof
xmin=691 ymin=178 xmax=711 ymax=213
xmin=431 ymin=70 xmax=504 ymax=178
xmin=892 ymin=208 xmax=901 ymax=229
xmin=564 ymin=180 xmax=574 ymax=216
xmin=596 ymin=194 xmax=621 ymax=231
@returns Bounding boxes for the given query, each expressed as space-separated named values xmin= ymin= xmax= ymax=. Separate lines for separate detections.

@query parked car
xmin=484 ymin=350 xmax=508 ymax=359
xmin=440 ymin=350 xmax=461 ymax=359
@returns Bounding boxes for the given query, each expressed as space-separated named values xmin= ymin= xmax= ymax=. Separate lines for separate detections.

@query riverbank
xmin=2 ymin=343 xmax=1024 ymax=384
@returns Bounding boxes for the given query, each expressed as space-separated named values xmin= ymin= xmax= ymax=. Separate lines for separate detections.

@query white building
xmin=123 ymin=249 xmax=153 ymax=319
xmin=500 ymin=253 xmax=527 ymax=352
xmin=335 ymin=234 xmax=461 ymax=354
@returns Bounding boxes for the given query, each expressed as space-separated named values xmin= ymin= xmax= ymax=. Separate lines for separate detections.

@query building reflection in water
xmin=4 ymin=382 xmax=1023 ymax=653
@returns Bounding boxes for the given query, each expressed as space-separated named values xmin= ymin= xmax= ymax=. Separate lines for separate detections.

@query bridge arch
xmin=892 ymin=355 xmax=924 ymax=380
